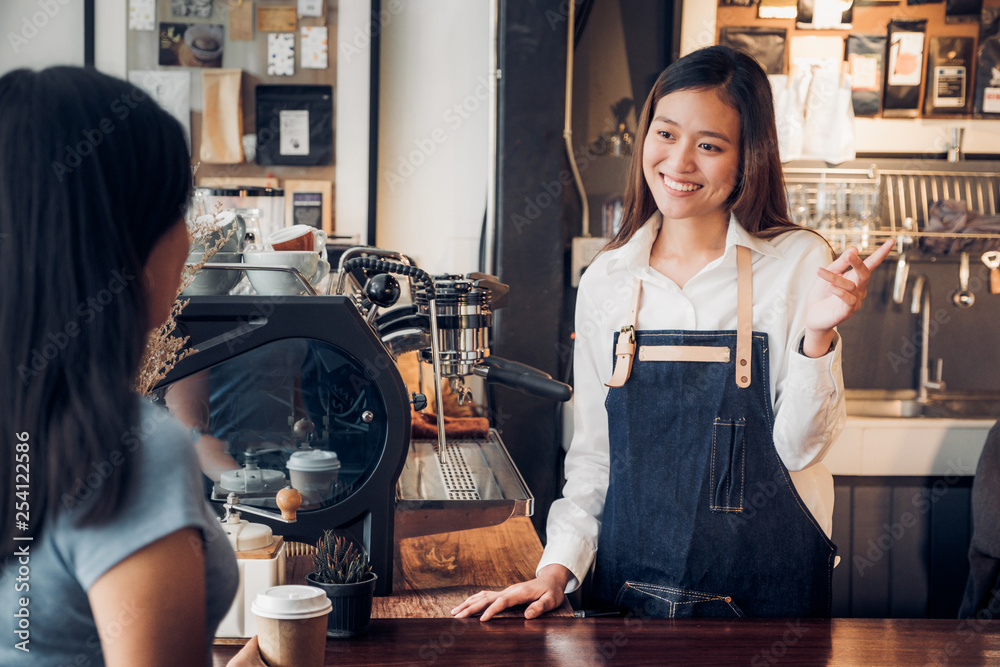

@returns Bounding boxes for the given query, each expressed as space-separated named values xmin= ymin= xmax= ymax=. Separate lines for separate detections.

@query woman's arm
xmin=88 ymin=528 xmax=207 ymax=667
xmin=772 ymin=239 xmax=894 ymax=472
xmin=452 ymin=274 xmax=616 ymax=620
xmin=165 ymin=373 xmax=240 ymax=482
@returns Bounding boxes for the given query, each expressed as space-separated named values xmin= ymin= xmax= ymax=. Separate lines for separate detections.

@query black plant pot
xmin=306 ymin=572 xmax=378 ymax=638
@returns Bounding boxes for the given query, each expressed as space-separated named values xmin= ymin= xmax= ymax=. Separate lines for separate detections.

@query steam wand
xmin=337 ymin=257 xmax=448 ymax=464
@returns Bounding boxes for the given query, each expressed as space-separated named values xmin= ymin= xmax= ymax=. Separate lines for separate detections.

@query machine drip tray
xmin=395 ymin=429 xmax=534 ymax=539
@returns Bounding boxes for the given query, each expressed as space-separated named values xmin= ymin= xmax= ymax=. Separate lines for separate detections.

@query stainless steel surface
xmin=846 ymin=389 xmax=1000 ymax=419
xmin=910 ymin=275 xmax=946 ymax=402
xmin=395 ymin=429 xmax=533 ymax=539
xmin=952 ymin=252 xmax=975 ymax=308
xmin=427 ymin=299 xmax=448 ymax=464
xmin=197 ymin=262 xmax=318 ymax=296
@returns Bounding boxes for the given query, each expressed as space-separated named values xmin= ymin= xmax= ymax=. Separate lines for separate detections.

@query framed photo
xmin=283 ymin=179 xmax=333 ymax=235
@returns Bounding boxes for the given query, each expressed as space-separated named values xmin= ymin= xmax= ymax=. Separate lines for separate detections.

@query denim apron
xmin=593 ymin=246 xmax=836 ymax=618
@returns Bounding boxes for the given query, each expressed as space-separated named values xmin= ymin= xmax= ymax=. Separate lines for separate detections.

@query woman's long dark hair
xmin=608 ymin=45 xmax=805 ymax=250
xmin=0 ymin=67 xmax=191 ymax=557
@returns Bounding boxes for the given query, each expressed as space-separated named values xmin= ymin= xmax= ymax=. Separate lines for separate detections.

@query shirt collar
xmin=611 ymin=211 xmax=782 ymax=274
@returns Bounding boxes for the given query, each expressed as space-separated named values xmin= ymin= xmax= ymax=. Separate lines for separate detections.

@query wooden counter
xmin=282 ymin=516 xmax=572 ymax=619
xmin=213 ymin=617 xmax=1000 ymax=666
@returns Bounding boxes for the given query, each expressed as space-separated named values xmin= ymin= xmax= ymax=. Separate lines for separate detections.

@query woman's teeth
xmin=663 ymin=176 xmax=702 ymax=192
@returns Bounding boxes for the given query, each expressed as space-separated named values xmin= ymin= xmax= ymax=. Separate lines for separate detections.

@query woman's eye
xmin=658 ymin=130 xmax=674 ymax=140
xmin=699 ymin=142 xmax=720 ymax=152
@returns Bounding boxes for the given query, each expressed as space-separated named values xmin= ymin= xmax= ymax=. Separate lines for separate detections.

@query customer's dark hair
xmin=0 ymin=67 xmax=191 ymax=557
xmin=609 ymin=45 xmax=803 ymax=250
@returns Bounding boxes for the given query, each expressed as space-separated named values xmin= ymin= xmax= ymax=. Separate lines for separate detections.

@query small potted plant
xmin=306 ymin=530 xmax=377 ymax=638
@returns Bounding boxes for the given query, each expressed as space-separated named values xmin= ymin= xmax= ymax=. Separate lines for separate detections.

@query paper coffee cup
xmin=251 ymin=585 xmax=331 ymax=667
xmin=286 ymin=450 xmax=341 ymax=505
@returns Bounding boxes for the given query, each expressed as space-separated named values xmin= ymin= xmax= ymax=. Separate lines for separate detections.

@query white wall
xmin=0 ymin=0 xmax=86 ymax=73
xmin=680 ymin=0 xmax=1000 ymax=157
xmin=375 ymin=0 xmax=490 ymax=275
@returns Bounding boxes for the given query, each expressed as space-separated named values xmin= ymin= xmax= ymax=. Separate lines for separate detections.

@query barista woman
xmin=453 ymin=45 xmax=893 ymax=620
xmin=0 ymin=68 xmax=263 ymax=665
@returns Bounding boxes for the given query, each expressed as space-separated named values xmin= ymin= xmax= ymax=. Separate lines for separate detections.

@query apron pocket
xmin=615 ymin=581 xmax=745 ymax=619
xmin=711 ymin=418 xmax=746 ymax=512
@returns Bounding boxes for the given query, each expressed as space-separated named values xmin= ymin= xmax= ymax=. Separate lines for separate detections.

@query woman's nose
xmin=667 ymin=142 xmax=696 ymax=173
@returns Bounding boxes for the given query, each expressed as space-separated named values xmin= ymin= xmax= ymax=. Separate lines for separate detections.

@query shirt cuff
xmin=789 ymin=329 xmax=842 ymax=395
xmin=536 ymin=535 xmax=597 ymax=594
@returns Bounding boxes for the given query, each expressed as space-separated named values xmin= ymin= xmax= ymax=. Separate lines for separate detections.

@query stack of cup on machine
xmin=244 ymin=224 xmax=330 ymax=296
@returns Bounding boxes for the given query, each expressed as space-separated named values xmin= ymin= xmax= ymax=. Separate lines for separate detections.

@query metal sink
xmin=846 ymin=389 xmax=1000 ymax=420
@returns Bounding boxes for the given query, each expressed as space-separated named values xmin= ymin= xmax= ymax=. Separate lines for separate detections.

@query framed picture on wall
xmin=283 ymin=179 xmax=333 ymax=235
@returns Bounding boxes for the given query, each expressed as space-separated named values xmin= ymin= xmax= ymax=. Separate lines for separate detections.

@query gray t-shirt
xmin=0 ymin=400 xmax=238 ymax=666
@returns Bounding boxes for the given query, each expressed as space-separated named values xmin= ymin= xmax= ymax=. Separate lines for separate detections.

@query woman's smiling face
xmin=642 ymin=86 xmax=742 ymax=227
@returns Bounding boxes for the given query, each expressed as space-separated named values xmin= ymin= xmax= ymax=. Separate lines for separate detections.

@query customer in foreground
xmin=0 ymin=67 xmax=262 ymax=666
xmin=453 ymin=45 xmax=893 ymax=621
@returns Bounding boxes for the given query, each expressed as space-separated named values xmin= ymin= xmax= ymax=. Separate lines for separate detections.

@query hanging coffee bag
xmin=847 ymin=34 xmax=887 ymax=116
xmin=924 ymin=36 xmax=973 ymax=115
xmin=255 ymin=85 xmax=334 ymax=166
xmin=883 ymin=19 xmax=927 ymax=118
xmin=719 ymin=26 xmax=787 ymax=75
xmin=200 ymin=69 xmax=244 ymax=164
xmin=974 ymin=7 xmax=1000 ymax=117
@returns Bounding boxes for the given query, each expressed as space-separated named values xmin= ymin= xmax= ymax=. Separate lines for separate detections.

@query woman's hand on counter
xmin=450 ymin=564 xmax=571 ymax=621
xmin=803 ymin=239 xmax=894 ymax=357
xmin=226 ymin=636 xmax=269 ymax=667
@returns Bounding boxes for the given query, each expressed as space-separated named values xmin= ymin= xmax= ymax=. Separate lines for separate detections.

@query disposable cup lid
xmin=286 ymin=450 xmax=341 ymax=472
xmin=251 ymin=585 xmax=332 ymax=620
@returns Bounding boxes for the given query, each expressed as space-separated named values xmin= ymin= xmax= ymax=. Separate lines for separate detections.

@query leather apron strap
xmin=605 ymin=277 xmax=641 ymax=388
xmin=606 ymin=246 xmax=753 ymax=389
xmin=735 ymin=245 xmax=752 ymax=389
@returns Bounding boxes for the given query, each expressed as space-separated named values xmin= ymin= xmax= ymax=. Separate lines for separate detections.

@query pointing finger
xmin=862 ymin=239 xmax=895 ymax=271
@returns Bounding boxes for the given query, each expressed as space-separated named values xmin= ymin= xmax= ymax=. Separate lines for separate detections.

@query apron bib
xmin=593 ymin=246 xmax=836 ymax=618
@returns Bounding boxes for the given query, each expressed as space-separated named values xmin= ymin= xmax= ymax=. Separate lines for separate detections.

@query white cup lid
xmin=286 ymin=450 xmax=341 ymax=472
xmin=251 ymin=585 xmax=332 ymax=620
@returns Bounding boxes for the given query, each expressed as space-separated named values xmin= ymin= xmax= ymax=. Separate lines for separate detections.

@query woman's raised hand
xmin=450 ymin=564 xmax=571 ymax=621
xmin=803 ymin=239 xmax=894 ymax=355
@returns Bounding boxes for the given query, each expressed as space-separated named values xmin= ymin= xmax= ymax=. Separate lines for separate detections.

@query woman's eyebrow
xmin=651 ymin=116 xmax=733 ymax=144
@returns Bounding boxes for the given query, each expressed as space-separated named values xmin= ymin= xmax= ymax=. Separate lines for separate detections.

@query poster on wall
xmin=172 ymin=0 xmax=213 ymax=19
xmin=159 ymin=22 xmax=224 ymax=68
xmin=945 ymin=0 xmax=983 ymax=22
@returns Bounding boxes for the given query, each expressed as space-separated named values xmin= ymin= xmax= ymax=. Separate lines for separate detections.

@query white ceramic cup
xmin=286 ymin=450 xmax=341 ymax=505
xmin=181 ymin=252 xmax=243 ymax=296
xmin=251 ymin=586 xmax=331 ymax=667
xmin=268 ymin=225 xmax=327 ymax=256
xmin=244 ymin=250 xmax=330 ymax=295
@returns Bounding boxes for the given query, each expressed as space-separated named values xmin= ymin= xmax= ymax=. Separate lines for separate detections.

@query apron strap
xmin=735 ymin=245 xmax=752 ymax=389
xmin=605 ymin=277 xmax=641 ymax=388
xmin=607 ymin=247 xmax=753 ymax=389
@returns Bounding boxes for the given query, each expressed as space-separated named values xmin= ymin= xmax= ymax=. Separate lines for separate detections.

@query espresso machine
xmin=153 ymin=246 xmax=571 ymax=596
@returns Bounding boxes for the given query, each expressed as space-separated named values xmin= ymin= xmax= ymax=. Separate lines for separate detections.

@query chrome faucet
xmin=911 ymin=275 xmax=945 ymax=402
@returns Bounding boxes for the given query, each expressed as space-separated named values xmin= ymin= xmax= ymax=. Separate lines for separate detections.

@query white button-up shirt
xmin=539 ymin=213 xmax=846 ymax=592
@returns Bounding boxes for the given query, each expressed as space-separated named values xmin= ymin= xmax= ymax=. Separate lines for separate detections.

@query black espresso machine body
xmin=152 ymin=295 xmax=411 ymax=596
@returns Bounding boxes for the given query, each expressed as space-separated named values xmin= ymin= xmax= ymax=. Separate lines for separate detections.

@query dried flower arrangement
xmin=134 ymin=180 xmax=233 ymax=396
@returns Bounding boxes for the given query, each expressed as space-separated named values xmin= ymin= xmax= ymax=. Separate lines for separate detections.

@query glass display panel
xmin=152 ymin=337 xmax=387 ymax=510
